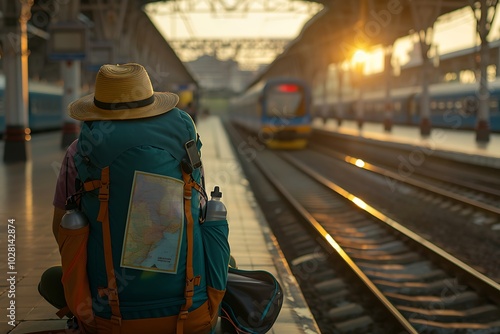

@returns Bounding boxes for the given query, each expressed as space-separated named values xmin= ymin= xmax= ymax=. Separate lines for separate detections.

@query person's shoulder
xmin=66 ymin=139 xmax=79 ymax=156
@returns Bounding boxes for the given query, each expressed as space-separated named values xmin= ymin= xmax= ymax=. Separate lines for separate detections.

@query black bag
xmin=221 ymin=267 xmax=284 ymax=334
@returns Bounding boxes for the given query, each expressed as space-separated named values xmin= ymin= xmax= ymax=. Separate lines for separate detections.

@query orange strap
xmin=177 ymin=169 xmax=201 ymax=334
xmin=83 ymin=179 xmax=102 ymax=192
xmin=191 ymin=180 xmax=204 ymax=197
xmin=95 ymin=167 xmax=122 ymax=334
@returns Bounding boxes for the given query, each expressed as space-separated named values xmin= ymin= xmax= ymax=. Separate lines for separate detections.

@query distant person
xmin=320 ymin=105 xmax=329 ymax=125
xmin=38 ymin=63 xmax=230 ymax=333
xmin=185 ymin=101 xmax=197 ymax=124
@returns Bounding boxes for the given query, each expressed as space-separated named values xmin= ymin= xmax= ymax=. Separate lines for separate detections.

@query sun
xmin=352 ymin=49 xmax=368 ymax=65
xmin=350 ymin=48 xmax=386 ymax=74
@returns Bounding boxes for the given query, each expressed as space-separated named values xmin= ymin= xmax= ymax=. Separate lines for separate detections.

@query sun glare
xmin=352 ymin=49 xmax=368 ymax=64
xmin=350 ymin=48 xmax=385 ymax=74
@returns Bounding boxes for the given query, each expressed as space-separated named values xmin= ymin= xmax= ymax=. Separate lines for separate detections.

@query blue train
xmin=0 ymin=75 xmax=64 ymax=136
xmin=229 ymin=77 xmax=312 ymax=149
xmin=315 ymin=79 xmax=500 ymax=132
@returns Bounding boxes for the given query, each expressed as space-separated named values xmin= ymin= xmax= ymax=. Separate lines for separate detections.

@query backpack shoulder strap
xmin=92 ymin=167 xmax=123 ymax=334
xmin=177 ymin=168 xmax=202 ymax=333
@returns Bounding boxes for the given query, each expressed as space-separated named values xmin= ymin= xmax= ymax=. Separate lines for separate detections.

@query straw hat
xmin=68 ymin=63 xmax=179 ymax=121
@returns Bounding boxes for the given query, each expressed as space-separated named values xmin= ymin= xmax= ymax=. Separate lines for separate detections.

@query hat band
xmin=93 ymin=95 xmax=155 ymax=110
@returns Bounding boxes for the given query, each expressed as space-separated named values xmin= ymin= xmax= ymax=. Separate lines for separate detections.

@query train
xmin=229 ymin=77 xmax=312 ymax=149
xmin=0 ymin=75 xmax=64 ymax=136
xmin=314 ymin=78 xmax=500 ymax=132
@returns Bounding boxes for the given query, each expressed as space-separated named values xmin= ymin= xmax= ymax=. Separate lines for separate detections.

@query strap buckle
xmin=178 ymin=310 xmax=189 ymax=320
xmin=97 ymin=287 xmax=120 ymax=304
xmin=111 ymin=315 xmax=122 ymax=326
xmin=107 ymin=288 xmax=119 ymax=302
xmin=185 ymin=279 xmax=195 ymax=298
xmin=98 ymin=184 xmax=109 ymax=201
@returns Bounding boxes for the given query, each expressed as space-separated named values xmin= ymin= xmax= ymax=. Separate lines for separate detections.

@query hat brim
xmin=68 ymin=92 xmax=179 ymax=121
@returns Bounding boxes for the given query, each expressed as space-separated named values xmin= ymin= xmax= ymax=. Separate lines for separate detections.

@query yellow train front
xmin=230 ymin=77 xmax=312 ymax=149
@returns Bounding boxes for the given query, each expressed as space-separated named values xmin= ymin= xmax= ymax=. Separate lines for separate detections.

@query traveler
xmin=38 ymin=63 xmax=230 ymax=334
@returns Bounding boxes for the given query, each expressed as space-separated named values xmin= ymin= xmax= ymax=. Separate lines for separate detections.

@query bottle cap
xmin=211 ymin=186 xmax=222 ymax=198
xmin=65 ymin=196 xmax=78 ymax=210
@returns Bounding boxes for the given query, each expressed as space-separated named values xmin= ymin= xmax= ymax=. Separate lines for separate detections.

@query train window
xmin=30 ymin=94 xmax=61 ymax=115
xmin=409 ymin=99 xmax=416 ymax=115
xmin=444 ymin=72 xmax=457 ymax=82
xmin=394 ymin=102 xmax=401 ymax=111
xmin=487 ymin=65 xmax=496 ymax=82
xmin=459 ymin=70 xmax=476 ymax=83
xmin=489 ymin=99 xmax=498 ymax=113
xmin=30 ymin=99 xmax=38 ymax=115
xmin=437 ymin=101 xmax=446 ymax=111
xmin=454 ymin=101 xmax=463 ymax=110
xmin=265 ymin=84 xmax=304 ymax=117
xmin=446 ymin=101 xmax=453 ymax=109
xmin=430 ymin=101 xmax=437 ymax=110
xmin=463 ymin=97 xmax=477 ymax=116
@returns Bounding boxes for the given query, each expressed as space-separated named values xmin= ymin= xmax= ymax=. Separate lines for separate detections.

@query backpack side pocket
xmin=58 ymin=225 xmax=97 ymax=332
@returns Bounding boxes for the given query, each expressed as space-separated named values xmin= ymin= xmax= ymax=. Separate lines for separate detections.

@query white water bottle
xmin=205 ymin=186 xmax=227 ymax=221
xmin=60 ymin=199 xmax=89 ymax=229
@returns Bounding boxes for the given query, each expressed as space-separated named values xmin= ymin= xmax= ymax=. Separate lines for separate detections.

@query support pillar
xmin=55 ymin=1 xmax=82 ymax=149
xmin=2 ymin=0 xmax=33 ymax=163
xmin=356 ymin=90 xmax=364 ymax=129
xmin=383 ymin=47 xmax=393 ymax=132
xmin=353 ymin=62 xmax=365 ymax=130
xmin=61 ymin=60 xmax=81 ymax=148
xmin=320 ymin=64 xmax=329 ymax=125
xmin=419 ymin=38 xmax=432 ymax=137
xmin=336 ymin=66 xmax=344 ymax=126
xmin=92 ymin=0 xmax=129 ymax=63
xmin=472 ymin=0 xmax=498 ymax=143
xmin=410 ymin=1 xmax=442 ymax=137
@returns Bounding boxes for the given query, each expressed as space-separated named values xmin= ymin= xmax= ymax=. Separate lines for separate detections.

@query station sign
xmin=86 ymin=41 xmax=114 ymax=72
xmin=47 ymin=22 xmax=88 ymax=60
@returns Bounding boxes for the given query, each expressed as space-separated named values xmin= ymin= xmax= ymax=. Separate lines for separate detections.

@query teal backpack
xmin=66 ymin=108 xmax=229 ymax=334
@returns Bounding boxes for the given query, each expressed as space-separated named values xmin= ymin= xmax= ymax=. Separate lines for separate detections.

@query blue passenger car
xmin=0 ymin=75 xmax=63 ymax=135
xmin=315 ymin=79 xmax=500 ymax=132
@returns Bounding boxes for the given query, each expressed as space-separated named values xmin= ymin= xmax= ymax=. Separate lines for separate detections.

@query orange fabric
xmin=177 ymin=170 xmax=198 ymax=334
xmin=207 ymin=286 xmax=225 ymax=324
xmin=83 ymin=180 xmax=101 ymax=192
xmin=94 ymin=167 xmax=122 ymax=334
xmin=57 ymin=225 xmax=97 ymax=333
xmin=94 ymin=300 xmax=214 ymax=334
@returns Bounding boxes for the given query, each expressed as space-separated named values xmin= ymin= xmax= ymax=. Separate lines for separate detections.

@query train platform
xmin=312 ymin=118 xmax=500 ymax=168
xmin=0 ymin=115 xmax=320 ymax=334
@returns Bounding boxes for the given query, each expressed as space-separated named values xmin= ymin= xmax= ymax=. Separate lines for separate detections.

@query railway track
xmin=310 ymin=130 xmax=500 ymax=216
xmin=226 ymin=121 xmax=500 ymax=333
xmin=307 ymin=128 xmax=500 ymax=281
xmin=308 ymin=142 xmax=500 ymax=224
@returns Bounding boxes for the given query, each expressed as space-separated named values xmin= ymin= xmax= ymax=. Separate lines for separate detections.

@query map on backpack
xmin=121 ymin=171 xmax=184 ymax=274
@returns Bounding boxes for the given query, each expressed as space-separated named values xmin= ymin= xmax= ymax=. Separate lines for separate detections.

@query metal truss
xmin=168 ymin=38 xmax=291 ymax=68
xmin=143 ymin=1 xmax=322 ymax=67
xmin=146 ymin=0 xmax=322 ymax=14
